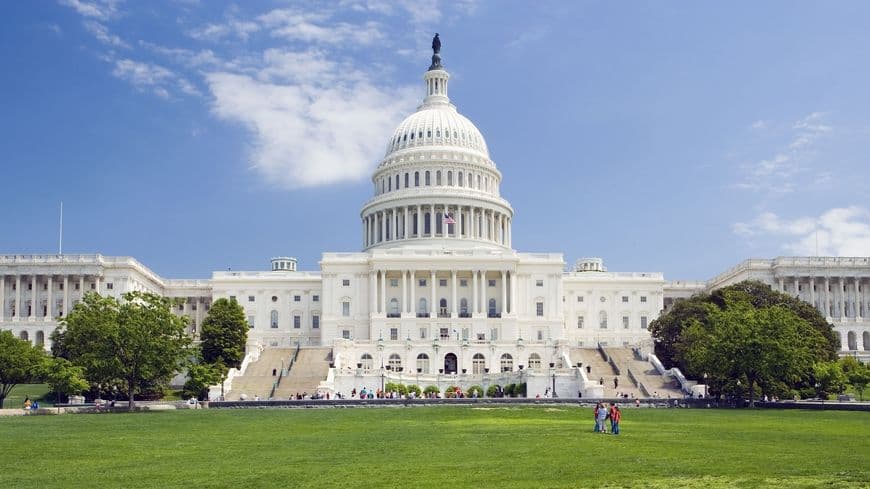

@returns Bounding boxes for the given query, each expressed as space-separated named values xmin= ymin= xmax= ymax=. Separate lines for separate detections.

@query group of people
xmin=593 ymin=402 xmax=621 ymax=434
xmin=22 ymin=397 xmax=38 ymax=414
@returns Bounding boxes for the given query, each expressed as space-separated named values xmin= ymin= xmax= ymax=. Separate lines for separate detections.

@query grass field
xmin=1 ymin=406 xmax=867 ymax=488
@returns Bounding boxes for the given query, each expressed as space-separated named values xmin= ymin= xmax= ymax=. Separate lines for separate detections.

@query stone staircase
xmin=274 ymin=348 xmax=332 ymax=399
xmin=225 ymin=348 xmax=295 ymax=400
xmin=605 ymin=347 xmax=684 ymax=399
xmin=569 ymin=348 xmax=640 ymax=399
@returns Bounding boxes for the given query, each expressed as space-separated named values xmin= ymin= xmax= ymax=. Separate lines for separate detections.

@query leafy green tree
xmin=200 ymin=298 xmax=248 ymax=370
xmin=183 ymin=361 xmax=224 ymax=401
xmin=812 ymin=361 xmax=847 ymax=399
xmin=840 ymin=356 xmax=870 ymax=400
xmin=0 ymin=331 xmax=47 ymax=408
xmin=676 ymin=292 xmax=818 ymax=406
xmin=55 ymin=291 xmax=191 ymax=411
xmin=43 ymin=357 xmax=89 ymax=403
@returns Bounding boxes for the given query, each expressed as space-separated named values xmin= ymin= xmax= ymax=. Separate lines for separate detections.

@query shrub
xmin=486 ymin=384 xmax=501 ymax=398
xmin=444 ymin=385 xmax=460 ymax=398
xmin=384 ymin=382 xmax=400 ymax=393
xmin=467 ymin=385 xmax=484 ymax=398
xmin=519 ymin=383 xmax=527 ymax=397
xmin=505 ymin=383 xmax=517 ymax=397
xmin=423 ymin=385 xmax=440 ymax=397
xmin=406 ymin=384 xmax=422 ymax=397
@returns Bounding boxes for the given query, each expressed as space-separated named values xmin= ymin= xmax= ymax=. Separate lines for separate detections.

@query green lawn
xmin=4 ymin=383 xmax=52 ymax=408
xmin=1 ymin=406 xmax=867 ymax=488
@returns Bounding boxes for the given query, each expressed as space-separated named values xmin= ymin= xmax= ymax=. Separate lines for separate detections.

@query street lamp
xmin=550 ymin=363 xmax=557 ymax=398
xmin=703 ymin=372 xmax=708 ymax=399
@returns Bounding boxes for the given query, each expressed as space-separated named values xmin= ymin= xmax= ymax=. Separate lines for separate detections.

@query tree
xmin=183 ymin=360 xmax=224 ymax=401
xmin=674 ymin=292 xmax=818 ymax=406
xmin=840 ymin=356 xmax=870 ymax=401
xmin=43 ymin=357 xmax=89 ymax=403
xmin=200 ymin=298 xmax=248 ymax=370
xmin=0 ymin=331 xmax=47 ymax=408
xmin=55 ymin=291 xmax=191 ymax=411
xmin=812 ymin=361 xmax=847 ymax=399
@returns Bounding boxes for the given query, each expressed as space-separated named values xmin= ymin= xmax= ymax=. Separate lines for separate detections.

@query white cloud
xmin=735 ymin=112 xmax=833 ymax=193
xmin=83 ymin=20 xmax=128 ymax=48
xmin=112 ymin=59 xmax=176 ymax=98
xmin=205 ymin=55 xmax=417 ymax=187
xmin=507 ymin=26 xmax=549 ymax=49
xmin=59 ymin=0 xmax=121 ymax=20
xmin=189 ymin=19 xmax=260 ymax=42
xmin=257 ymin=9 xmax=383 ymax=45
xmin=733 ymin=207 xmax=870 ymax=256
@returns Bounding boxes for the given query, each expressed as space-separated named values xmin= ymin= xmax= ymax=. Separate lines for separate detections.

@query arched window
xmin=439 ymin=298 xmax=448 ymax=317
xmin=472 ymin=353 xmax=486 ymax=374
xmin=414 ymin=171 xmax=420 ymax=187
xmin=528 ymin=353 xmax=541 ymax=370
xmin=847 ymin=331 xmax=857 ymax=350
xmin=405 ymin=173 xmax=409 ymax=188
xmin=458 ymin=171 xmax=463 ymax=186
xmin=388 ymin=178 xmax=391 ymax=191
xmin=477 ymin=174 xmax=481 ymax=189
xmin=436 ymin=212 xmax=443 ymax=235
xmin=19 ymin=331 xmax=29 ymax=342
xmin=425 ymin=171 xmax=430 ymax=185
xmin=447 ymin=171 xmax=453 ymax=186
xmin=395 ymin=174 xmax=399 ymax=190
xmin=360 ymin=353 xmax=373 ymax=372
xmin=270 ymin=310 xmax=279 ymax=328
xmin=412 ymin=212 xmax=418 ymax=236
xmin=500 ymin=353 xmax=513 ymax=372
xmin=436 ymin=170 xmax=442 ymax=186
xmin=424 ymin=212 xmax=431 ymax=235
xmin=488 ymin=298 xmax=497 ymax=317
xmin=460 ymin=298 xmax=468 ymax=317
xmin=35 ymin=331 xmax=45 ymax=346
xmin=599 ymin=311 xmax=608 ymax=329
xmin=388 ymin=353 xmax=403 ymax=371
xmin=418 ymin=298 xmax=428 ymax=316
xmin=416 ymin=353 xmax=429 ymax=373
xmin=864 ymin=331 xmax=870 ymax=351
xmin=389 ymin=298 xmax=400 ymax=317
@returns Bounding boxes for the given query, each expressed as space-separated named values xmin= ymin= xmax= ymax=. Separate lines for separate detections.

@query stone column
xmin=370 ymin=270 xmax=377 ymax=315
xmin=510 ymin=271 xmax=518 ymax=315
xmin=402 ymin=270 xmax=408 ymax=315
xmin=500 ymin=270 xmax=507 ymax=316
xmin=824 ymin=277 xmax=830 ymax=317
xmin=471 ymin=269 xmax=478 ymax=317
xmin=838 ymin=278 xmax=845 ymax=319
xmin=451 ymin=270 xmax=457 ymax=318
xmin=855 ymin=277 xmax=862 ymax=320
xmin=47 ymin=276 xmax=53 ymax=320
xmin=809 ymin=277 xmax=816 ymax=310
xmin=61 ymin=275 xmax=69 ymax=317
xmin=416 ymin=205 xmax=422 ymax=238
xmin=430 ymin=271 xmax=436 ymax=318
xmin=15 ymin=276 xmax=21 ymax=320
xmin=778 ymin=277 xmax=785 ymax=293
xmin=30 ymin=275 xmax=37 ymax=319
xmin=95 ymin=276 xmax=101 ymax=295
xmin=404 ymin=207 xmax=410 ymax=240
xmin=794 ymin=276 xmax=800 ymax=299
xmin=394 ymin=209 xmax=399 ymax=241
xmin=410 ymin=270 xmax=416 ymax=317
xmin=0 ymin=275 xmax=5 ymax=321
xmin=458 ymin=206 xmax=464 ymax=239
xmin=79 ymin=276 xmax=85 ymax=302
xmin=430 ymin=205 xmax=436 ymax=237
xmin=380 ymin=270 xmax=387 ymax=315
xmin=379 ymin=212 xmax=384 ymax=243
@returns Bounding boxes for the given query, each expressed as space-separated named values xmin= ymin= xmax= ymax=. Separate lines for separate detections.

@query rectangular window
xmin=439 ymin=279 xmax=447 ymax=287
xmin=74 ymin=283 xmax=79 ymax=290
xmin=312 ymin=315 xmax=320 ymax=329
xmin=90 ymin=283 xmax=95 ymax=290
xmin=459 ymin=279 xmax=468 ymax=287
xmin=440 ymin=328 xmax=450 ymax=340
xmin=640 ymin=296 xmax=647 ymax=303
xmin=420 ymin=327 xmax=427 ymax=339
xmin=488 ymin=279 xmax=496 ymax=287
xmin=537 ymin=330 xmax=543 ymax=341
xmin=192 ymin=304 xmax=197 ymax=311
xmin=390 ymin=328 xmax=398 ymax=341
xmin=623 ymin=316 xmax=630 ymax=329
xmin=390 ymin=279 xmax=399 ymax=287
xmin=536 ymin=280 xmax=543 ymax=287
xmin=342 ymin=301 xmax=350 ymax=317
xmin=43 ymin=283 xmax=48 ymax=291
xmin=293 ymin=315 xmax=301 ymax=329
xmin=490 ymin=328 xmax=498 ymax=341
xmin=577 ymin=316 xmax=584 ymax=329
xmin=462 ymin=328 xmax=469 ymax=340
xmin=248 ymin=296 xmax=255 ymax=302
xmin=312 ymin=295 xmax=319 ymax=302
xmin=577 ymin=296 xmax=584 ymax=303
xmin=59 ymin=283 xmax=63 ymax=290
xmin=342 ymin=279 xmax=350 ymax=286
xmin=294 ymin=295 xmax=301 ymax=302
xmin=229 ymin=295 xmax=236 ymax=301
xmin=536 ymin=302 xmax=544 ymax=317
xmin=342 ymin=330 xmax=351 ymax=339
xmin=641 ymin=316 xmax=648 ymax=329
xmin=271 ymin=316 xmax=279 ymax=328
xmin=247 ymin=315 xmax=255 ymax=329
xmin=419 ymin=279 xmax=427 ymax=287
xmin=106 ymin=283 xmax=113 ymax=290
xmin=622 ymin=296 xmax=629 ymax=303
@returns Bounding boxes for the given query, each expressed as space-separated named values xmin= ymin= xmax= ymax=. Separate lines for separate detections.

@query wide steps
xmin=225 ymin=348 xmax=296 ymax=400
xmin=606 ymin=347 xmax=683 ymax=399
xmin=569 ymin=348 xmax=640 ymax=399
xmin=274 ymin=348 xmax=331 ymax=399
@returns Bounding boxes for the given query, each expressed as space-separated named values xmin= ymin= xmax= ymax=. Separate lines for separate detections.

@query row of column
xmin=778 ymin=276 xmax=868 ymax=320
xmin=363 ymin=204 xmax=511 ymax=248
xmin=0 ymin=274 xmax=97 ymax=321
xmin=369 ymin=270 xmax=516 ymax=319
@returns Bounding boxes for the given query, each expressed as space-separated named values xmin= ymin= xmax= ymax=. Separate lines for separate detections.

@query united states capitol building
xmin=1 ymin=42 xmax=868 ymax=399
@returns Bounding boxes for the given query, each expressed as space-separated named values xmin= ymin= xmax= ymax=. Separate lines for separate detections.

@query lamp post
xmin=550 ymin=363 xmax=557 ymax=398
xmin=703 ymin=372 xmax=708 ymax=399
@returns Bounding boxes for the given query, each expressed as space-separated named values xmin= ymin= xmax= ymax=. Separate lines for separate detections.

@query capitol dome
xmin=360 ymin=39 xmax=513 ymax=252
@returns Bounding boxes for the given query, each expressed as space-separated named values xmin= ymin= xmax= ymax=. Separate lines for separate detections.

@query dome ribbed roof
xmin=384 ymin=105 xmax=489 ymax=158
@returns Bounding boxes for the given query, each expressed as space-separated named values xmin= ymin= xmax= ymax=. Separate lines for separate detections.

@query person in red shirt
xmin=609 ymin=403 xmax=621 ymax=435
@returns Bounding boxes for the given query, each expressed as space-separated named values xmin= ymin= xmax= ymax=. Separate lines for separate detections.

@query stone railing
xmin=648 ymin=353 xmax=694 ymax=395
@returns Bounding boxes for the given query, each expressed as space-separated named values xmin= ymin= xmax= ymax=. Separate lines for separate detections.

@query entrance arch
xmin=444 ymin=353 xmax=458 ymax=374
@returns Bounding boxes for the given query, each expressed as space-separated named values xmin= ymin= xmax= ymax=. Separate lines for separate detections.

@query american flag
xmin=443 ymin=213 xmax=456 ymax=224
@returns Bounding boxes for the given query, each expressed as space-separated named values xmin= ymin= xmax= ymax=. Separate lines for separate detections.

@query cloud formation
xmin=733 ymin=207 xmax=870 ymax=256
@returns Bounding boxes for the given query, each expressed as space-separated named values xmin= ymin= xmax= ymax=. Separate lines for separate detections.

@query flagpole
xmin=59 ymin=202 xmax=63 ymax=255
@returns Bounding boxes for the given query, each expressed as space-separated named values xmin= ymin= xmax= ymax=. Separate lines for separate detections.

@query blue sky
xmin=2 ymin=1 xmax=869 ymax=280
